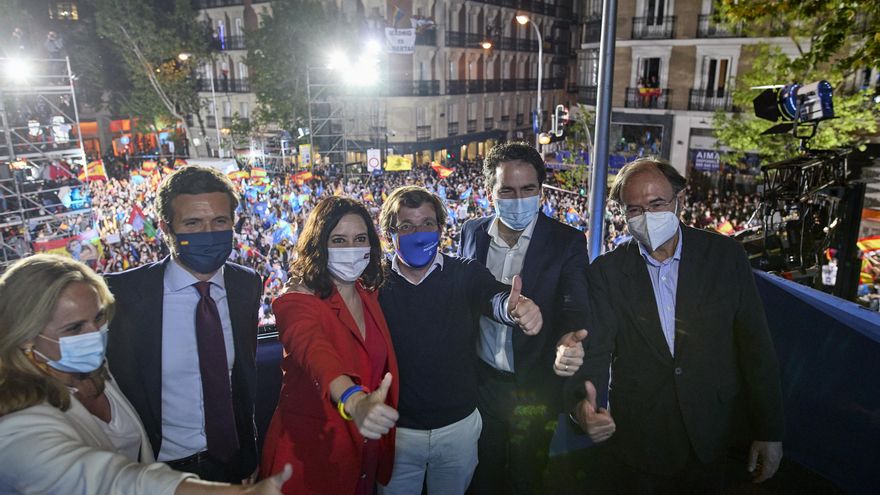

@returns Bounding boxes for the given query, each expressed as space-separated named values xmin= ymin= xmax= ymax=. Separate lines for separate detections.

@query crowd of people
xmin=17 ymin=153 xmax=764 ymax=325
xmin=0 ymin=146 xmax=786 ymax=494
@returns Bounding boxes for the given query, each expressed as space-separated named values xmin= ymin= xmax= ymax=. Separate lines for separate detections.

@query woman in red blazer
xmin=261 ymin=197 xmax=400 ymax=494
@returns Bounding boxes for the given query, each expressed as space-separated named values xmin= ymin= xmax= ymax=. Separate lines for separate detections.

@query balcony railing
xmin=389 ymin=80 xmax=440 ymax=97
xmin=475 ymin=0 xmax=570 ymax=19
xmin=415 ymin=29 xmax=436 ymax=46
xmin=222 ymin=116 xmax=233 ymax=127
xmin=515 ymin=113 xmax=524 ymax=126
xmin=578 ymin=85 xmax=598 ymax=106
xmin=448 ymin=122 xmax=459 ymax=136
xmin=206 ymin=115 xmax=216 ymax=128
xmin=632 ymin=16 xmax=676 ymax=39
xmin=416 ymin=125 xmax=431 ymax=142
xmin=445 ymin=31 xmax=484 ymax=48
xmin=485 ymin=79 xmax=501 ymax=92
xmin=467 ymin=119 xmax=477 ymax=133
xmin=544 ymin=77 xmax=564 ymax=90
xmin=568 ymin=82 xmax=579 ymax=94
xmin=447 ymin=80 xmax=466 ymax=95
xmin=212 ymin=35 xmax=246 ymax=50
xmin=195 ymin=0 xmax=244 ymax=7
xmin=696 ymin=15 xmax=743 ymax=38
xmin=467 ymin=80 xmax=484 ymax=93
xmin=484 ymin=117 xmax=494 ymax=130
xmin=502 ymin=79 xmax=518 ymax=91
xmin=625 ymin=87 xmax=671 ymax=109
xmin=500 ymin=115 xmax=510 ymax=125
xmin=196 ymin=78 xmax=250 ymax=93
xmin=688 ymin=88 xmax=736 ymax=112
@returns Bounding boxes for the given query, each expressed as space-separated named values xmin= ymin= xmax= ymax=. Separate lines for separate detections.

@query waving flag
xmin=431 ymin=163 xmax=455 ymax=178
xmin=78 ymin=160 xmax=108 ymax=182
xmin=385 ymin=155 xmax=413 ymax=171
xmin=459 ymin=187 xmax=472 ymax=201
xmin=128 ymin=204 xmax=147 ymax=231
xmin=565 ymin=208 xmax=580 ymax=224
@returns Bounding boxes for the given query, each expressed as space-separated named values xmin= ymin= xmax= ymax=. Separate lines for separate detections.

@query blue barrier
xmin=754 ymin=271 xmax=880 ymax=494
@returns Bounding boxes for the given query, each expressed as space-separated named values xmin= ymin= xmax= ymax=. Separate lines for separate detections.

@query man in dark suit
xmin=569 ymin=157 xmax=784 ymax=493
xmin=460 ymin=142 xmax=590 ymax=494
xmin=106 ymin=166 xmax=262 ymax=483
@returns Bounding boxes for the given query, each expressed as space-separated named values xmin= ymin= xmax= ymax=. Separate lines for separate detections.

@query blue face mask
xmin=495 ymin=195 xmax=541 ymax=231
xmin=393 ymin=230 xmax=440 ymax=268
xmin=174 ymin=230 xmax=233 ymax=274
xmin=35 ymin=325 xmax=109 ymax=373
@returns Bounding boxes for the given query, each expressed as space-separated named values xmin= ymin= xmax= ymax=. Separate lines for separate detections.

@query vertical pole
xmin=210 ymin=65 xmax=222 ymax=158
xmin=534 ymin=22 xmax=543 ymax=150
xmin=307 ymin=67 xmax=315 ymax=173
xmin=588 ymin=0 xmax=618 ymax=261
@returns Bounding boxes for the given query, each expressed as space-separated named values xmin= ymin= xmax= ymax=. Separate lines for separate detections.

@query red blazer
xmin=261 ymin=284 xmax=400 ymax=494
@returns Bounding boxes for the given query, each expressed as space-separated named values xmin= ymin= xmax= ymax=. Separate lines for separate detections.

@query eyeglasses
xmin=393 ymin=220 xmax=439 ymax=235
xmin=622 ymin=197 xmax=676 ymax=218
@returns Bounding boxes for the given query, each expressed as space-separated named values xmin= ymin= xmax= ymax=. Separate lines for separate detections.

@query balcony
xmin=446 ymin=80 xmax=466 ymax=95
xmin=445 ymin=31 xmax=484 ymax=49
xmin=515 ymin=113 xmax=524 ymax=126
xmin=485 ymin=79 xmax=501 ymax=92
xmin=688 ymin=88 xmax=736 ymax=112
xmin=196 ymin=78 xmax=250 ymax=93
xmin=195 ymin=0 xmax=244 ymax=7
xmin=484 ymin=117 xmax=494 ymax=130
xmin=389 ymin=80 xmax=440 ymax=97
xmin=212 ymin=35 xmax=245 ymax=50
xmin=502 ymin=79 xmax=518 ymax=91
xmin=500 ymin=115 xmax=510 ymax=125
xmin=568 ymin=82 xmax=579 ymax=94
xmin=415 ymin=29 xmax=436 ymax=46
xmin=206 ymin=115 xmax=216 ymax=128
xmin=578 ymin=85 xmax=598 ymax=106
xmin=544 ymin=77 xmax=564 ymax=90
xmin=222 ymin=116 xmax=233 ymax=127
xmin=448 ymin=122 xmax=459 ymax=136
xmin=625 ymin=87 xmax=671 ymax=109
xmin=632 ymin=16 xmax=676 ymax=39
xmin=697 ymin=15 xmax=743 ymax=38
xmin=467 ymin=119 xmax=477 ymax=133
xmin=416 ymin=125 xmax=432 ymax=142
xmin=467 ymin=80 xmax=484 ymax=93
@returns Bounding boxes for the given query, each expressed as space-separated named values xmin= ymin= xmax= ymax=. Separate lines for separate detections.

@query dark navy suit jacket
xmin=459 ymin=213 xmax=590 ymax=390
xmin=105 ymin=257 xmax=262 ymax=478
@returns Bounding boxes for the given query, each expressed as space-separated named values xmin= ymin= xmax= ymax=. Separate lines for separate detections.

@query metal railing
xmin=195 ymin=0 xmax=245 ymax=7
xmin=467 ymin=80 xmax=484 ymax=93
xmin=625 ymin=87 xmax=671 ymax=109
xmin=447 ymin=80 xmax=466 ymax=95
xmin=578 ymin=85 xmax=598 ymax=106
xmin=389 ymin=80 xmax=440 ymax=97
xmin=632 ymin=16 xmax=676 ymax=39
xmin=696 ymin=15 xmax=743 ymax=38
xmin=415 ymin=29 xmax=436 ymax=46
xmin=196 ymin=78 xmax=250 ymax=93
xmin=212 ymin=35 xmax=246 ymax=50
xmin=484 ymin=117 xmax=494 ymax=130
xmin=688 ymin=88 xmax=736 ymax=112
xmin=448 ymin=122 xmax=459 ymax=136
xmin=467 ymin=119 xmax=477 ymax=133
xmin=515 ymin=113 xmax=524 ymax=126
xmin=485 ymin=79 xmax=501 ymax=92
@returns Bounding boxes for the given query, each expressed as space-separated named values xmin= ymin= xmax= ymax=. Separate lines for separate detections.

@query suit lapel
xmin=474 ymin=218 xmax=491 ymax=265
xmin=520 ymin=214 xmax=550 ymax=297
xmin=223 ymin=264 xmax=249 ymax=363
xmin=328 ymin=286 xmax=366 ymax=345
xmin=621 ymin=242 xmax=674 ymax=364
xmin=135 ymin=259 xmax=167 ymax=426
xmin=672 ymin=226 xmax=705 ymax=358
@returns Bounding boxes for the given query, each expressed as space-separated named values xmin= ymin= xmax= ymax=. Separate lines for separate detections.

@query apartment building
xmin=194 ymin=0 xmax=580 ymax=165
xmin=575 ymin=0 xmax=801 ymax=176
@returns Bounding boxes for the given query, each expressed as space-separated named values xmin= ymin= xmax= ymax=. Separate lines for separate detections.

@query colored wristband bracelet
xmin=337 ymin=384 xmax=368 ymax=421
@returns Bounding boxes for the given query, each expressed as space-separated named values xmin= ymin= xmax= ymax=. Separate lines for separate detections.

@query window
xmin=223 ymin=102 xmax=232 ymax=118
xmin=49 ymin=1 xmax=79 ymax=20
xmin=416 ymin=106 xmax=427 ymax=126
xmin=234 ymin=18 xmax=244 ymax=36
xmin=701 ymin=56 xmax=729 ymax=97
xmin=238 ymin=63 xmax=248 ymax=80
xmin=448 ymin=61 xmax=455 ymax=79
xmin=582 ymin=49 xmax=599 ymax=86
xmin=448 ymin=103 xmax=458 ymax=121
xmin=485 ymin=100 xmax=494 ymax=118
xmin=239 ymin=102 xmax=249 ymax=119
xmin=467 ymin=102 xmax=477 ymax=120
xmin=645 ymin=0 xmax=667 ymax=25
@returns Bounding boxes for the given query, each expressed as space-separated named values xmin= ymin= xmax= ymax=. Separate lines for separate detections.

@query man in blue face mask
xmin=459 ymin=142 xmax=590 ymax=494
xmin=105 ymin=165 xmax=263 ymax=484
xmin=377 ymin=186 xmax=544 ymax=495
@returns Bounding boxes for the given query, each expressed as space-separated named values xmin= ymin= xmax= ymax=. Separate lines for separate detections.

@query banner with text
xmin=385 ymin=28 xmax=416 ymax=54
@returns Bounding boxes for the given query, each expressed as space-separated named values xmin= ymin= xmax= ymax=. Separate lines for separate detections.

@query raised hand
xmin=507 ymin=275 xmax=542 ymax=336
xmin=554 ymin=329 xmax=588 ymax=376
xmin=748 ymin=440 xmax=783 ymax=483
xmin=575 ymin=380 xmax=616 ymax=443
xmin=347 ymin=373 xmax=399 ymax=440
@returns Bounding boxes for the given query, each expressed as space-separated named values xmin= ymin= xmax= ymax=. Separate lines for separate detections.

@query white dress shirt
xmin=478 ymin=214 xmax=538 ymax=372
xmin=391 ymin=251 xmax=444 ymax=285
xmin=157 ymin=259 xmax=235 ymax=461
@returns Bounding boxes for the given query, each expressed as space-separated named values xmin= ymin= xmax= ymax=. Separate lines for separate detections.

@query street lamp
xmin=516 ymin=14 xmax=543 ymax=149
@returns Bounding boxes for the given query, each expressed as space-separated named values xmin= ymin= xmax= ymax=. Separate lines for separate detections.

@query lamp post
xmin=178 ymin=52 xmax=220 ymax=158
xmin=516 ymin=14 xmax=542 ymax=149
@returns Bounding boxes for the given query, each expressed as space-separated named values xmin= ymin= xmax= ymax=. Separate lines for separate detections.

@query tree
xmin=720 ymin=0 xmax=880 ymax=74
xmin=94 ymin=0 xmax=209 ymax=156
xmin=556 ymin=104 xmax=595 ymax=193
xmin=245 ymin=0 xmax=356 ymax=134
xmin=713 ymin=45 xmax=879 ymax=163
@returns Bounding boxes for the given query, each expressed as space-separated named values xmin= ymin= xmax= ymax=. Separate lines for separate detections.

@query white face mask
xmin=33 ymin=324 xmax=109 ymax=373
xmin=327 ymin=247 xmax=371 ymax=283
xmin=627 ymin=203 xmax=679 ymax=252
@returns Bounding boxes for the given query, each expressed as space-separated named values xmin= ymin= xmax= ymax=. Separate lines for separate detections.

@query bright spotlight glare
xmin=5 ymin=58 xmax=31 ymax=84
xmin=344 ymin=57 xmax=380 ymax=86
xmin=326 ymin=51 xmax=348 ymax=70
xmin=365 ymin=39 xmax=383 ymax=55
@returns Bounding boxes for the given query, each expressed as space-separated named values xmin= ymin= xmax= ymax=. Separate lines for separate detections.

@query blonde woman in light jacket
xmin=0 ymin=254 xmax=291 ymax=495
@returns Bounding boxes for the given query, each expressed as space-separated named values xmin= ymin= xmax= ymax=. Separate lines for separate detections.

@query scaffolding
xmin=0 ymin=56 xmax=90 ymax=266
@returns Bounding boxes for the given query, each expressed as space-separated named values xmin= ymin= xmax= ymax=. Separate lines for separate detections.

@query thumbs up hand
xmin=347 ymin=373 xmax=399 ymax=440
xmin=575 ymin=380 xmax=616 ymax=443
xmin=507 ymin=275 xmax=543 ymax=336
xmin=554 ymin=329 xmax=588 ymax=376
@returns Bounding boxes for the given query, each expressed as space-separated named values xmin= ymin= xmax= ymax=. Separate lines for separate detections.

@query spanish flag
xmin=251 ymin=167 xmax=267 ymax=178
xmin=857 ymin=236 xmax=880 ymax=283
xmin=431 ymin=162 xmax=454 ymax=178
xmin=77 ymin=160 xmax=108 ymax=182
xmin=142 ymin=160 xmax=158 ymax=172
